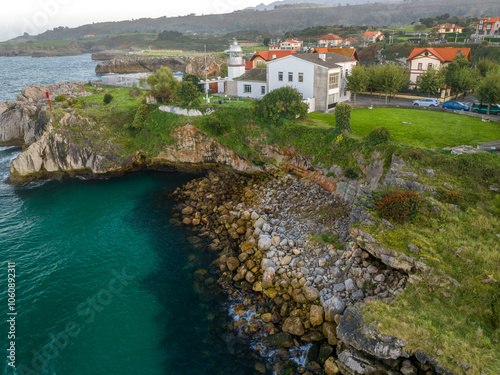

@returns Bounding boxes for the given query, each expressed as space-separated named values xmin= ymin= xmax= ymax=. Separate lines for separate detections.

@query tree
xmin=219 ymin=63 xmax=228 ymax=78
xmin=476 ymin=58 xmax=499 ymax=78
xmin=178 ymin=81 xmax=200 ymax=107
xmin=444 ymin=55 xmax=477 ymax=98
xmin=263 ymin=37 xmax=271 ymax=46
xmin=250 ymin=87 xmax=308 ymax=125
xmin=374 ymin=65 xmax=409 ymax=104
xmin=335 ymin=103 xmax=352 ymax=132
xmin=419 ymin=68 xmax=445 ymax=96
xmin=182 ymin=73 xmax=200 ymax=89
xmin=141 ymin=67 xmax=181 ymax=103
xmin=345 ymin=66 xmax=368 ymax=105
xmin=476 ymin=71 xmax=500 ymax=115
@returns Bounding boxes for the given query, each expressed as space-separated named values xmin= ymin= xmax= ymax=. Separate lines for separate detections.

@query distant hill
xmin=7 ymin=0 xmax=500 ymax=42
xmin=247 ymin=0 xmax=404 ymax=11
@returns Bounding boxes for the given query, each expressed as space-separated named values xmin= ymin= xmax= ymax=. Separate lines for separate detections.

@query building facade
xmin=317 ymin=34 xmax=344 ymax=47
xmin=406 ymin=47 xmax=471 ymax=86
xmin=475 ymin=17 xmax=500 ymax=38
xmin=280 ymin=39 xmax=303 ymax=51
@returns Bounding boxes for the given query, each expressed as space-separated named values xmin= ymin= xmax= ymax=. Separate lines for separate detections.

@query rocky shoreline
xmin=168 ymin=171 xmax=442 ymax=375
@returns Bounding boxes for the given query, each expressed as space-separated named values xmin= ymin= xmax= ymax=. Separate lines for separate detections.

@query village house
xmin=475 ymin=17 xmax=500 ymax=38
xmin=431 ymin=23 xmax=464 ymax=37
xmin=280 ymin=39 xmax=303 ymax=51
xmin=406 ymin=47 xmax=471 ymax=86
xmin=234 ymin=69 xmax=268 ymax=99
xmin=266 ymin=53 xmax=356 ymax=112
xmin=311 ymin=48 xmax=359 ymax=62
xmin=269 ymin=44 xmax=281 ymax=51
xmin=317 ymin=34 xmax=344 ymax=47
xmin=363 ymin=31 xmax=384 ymax=44
xmin=246 ymin=50 xmax=297 ymax=69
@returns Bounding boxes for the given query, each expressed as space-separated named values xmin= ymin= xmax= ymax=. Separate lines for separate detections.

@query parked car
xmin=442 ymin=100 xmax=469 ymax=111
xmin=412 ymin=98 xmax=440 ymax=107
xmin=472 ymin=101 xmax=500 ymax=115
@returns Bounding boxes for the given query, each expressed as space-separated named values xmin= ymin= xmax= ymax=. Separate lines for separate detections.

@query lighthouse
xmin=227 ymin=40 xmax=245 ymax=81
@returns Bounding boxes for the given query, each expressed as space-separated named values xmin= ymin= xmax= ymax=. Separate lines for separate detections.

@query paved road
xmin=352 ymin=94 xmax=477 ymax=108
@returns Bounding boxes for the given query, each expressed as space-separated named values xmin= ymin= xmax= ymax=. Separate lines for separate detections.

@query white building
xmin=234 ymin=69 xmax=267 ymax=99
xmin=266 ymin=53 xmax=356 ymax=112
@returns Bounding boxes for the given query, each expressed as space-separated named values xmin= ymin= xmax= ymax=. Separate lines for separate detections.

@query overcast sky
xmin=0 ymin=1 xmax=269 ymax=42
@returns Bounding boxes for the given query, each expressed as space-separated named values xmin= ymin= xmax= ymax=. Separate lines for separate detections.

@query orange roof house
xmin=311 ymin=48 xmax=359 ymax=61
xmin=406 ymin=47 xmax=471 ymax=86
xmin=431 ymin=23 xmax=464 ymax=35
xmin=249 ymin=50 xmax=297 ymax=69
xmin=280 ymin=39 xmax=303 ymax=51
xmin=318 ymin=34 xmax=344 ymax=47
xmin=476 ymin=17 xmax=500 ymax=38
xmin=363 ymin=31 xmax=384 ymax=43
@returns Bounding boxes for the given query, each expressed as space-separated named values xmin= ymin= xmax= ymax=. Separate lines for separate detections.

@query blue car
xmin=442 ymin=100 xmax=469 ymax=111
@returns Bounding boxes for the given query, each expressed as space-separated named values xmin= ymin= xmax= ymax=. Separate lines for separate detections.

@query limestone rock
xmin=322 ymin=297 xmax=346 ymax=320
xmin=226 ymin=257 xmax=240 ymax=272
xmin=262 ymin=332 xmax=294 ymax=348
xmin=258 ymin=235 xmax=273 ymax=251
xmin=322 ymin=322 xmax=338 ymax=346
xmin=301 ymin=331 xmax=324 ymax=342
xmin=324 ymin=357 xmax=340 ymax=375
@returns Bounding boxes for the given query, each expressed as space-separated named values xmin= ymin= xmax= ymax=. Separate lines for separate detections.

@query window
xmin=418 ymin=63 xmax=423 ymax=70
xmin=428 ymin=63 xmax=433 ymax=70
xmin=298 ymin=73 xmax=304 ymax=82
xmin=328 ymin=73 xmax=339 ymax=89
xmin=288 ymin=72 xmax=293 ymax=82
xmin=486 ymin=24 xmax=492 ymax=30
xmin=261 ymin=86 xmax=266 ymax=95
xmin=244 ymin=85 xmax=252 ymax=93
xmin=328 ymin=94 xmax=336 ymax=104
xmin=256 ymin=60 xmax=263 ymax=66
xmin=278 ymin=72 xmax=283 ymax=81
xmin=416 ymin=75 xmax=421 ymax=83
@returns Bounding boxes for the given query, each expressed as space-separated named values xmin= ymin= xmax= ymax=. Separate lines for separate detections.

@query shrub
xmin=409 ymin=149 xmax=424 ymax=160
xmin=54 ymin=94 xmax=67 ymax=102
xmin=251 ymin=87 xmax=308 ymax=125
xmin=335 ymin=103 xmax=352 ymax=132
xmin=199 ymin=109 xmax=233 ymax=136
xmin=130 ymin=104 xmax=154 ymax=130
xmin=344 ymin=168 xmax=359 ymax=179
xmin=103 ymin=93 xmax=113 ymax=105
xmin=375 ymin=189 xmax=423 ymax=224
xmin=364 ymin=127 xmax=392 ymax=145
xmin=441 ymin=190 xmax=464 ymax=205
xmin=69 ymin=99 xmax=84 ymax=109
xmin=178 ymin=81 xmax=200 ymax=107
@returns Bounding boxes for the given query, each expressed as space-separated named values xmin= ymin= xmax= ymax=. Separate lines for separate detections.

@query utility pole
xmin=205 ymin=44 xmax=209 ymax=105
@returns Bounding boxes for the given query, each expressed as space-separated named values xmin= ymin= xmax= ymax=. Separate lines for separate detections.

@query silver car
xmin=412 ymin=98 xmax=440 ymax=107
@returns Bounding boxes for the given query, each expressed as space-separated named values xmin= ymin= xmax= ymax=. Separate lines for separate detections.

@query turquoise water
xmin=0 ymin=147 xmax=262 ymax=374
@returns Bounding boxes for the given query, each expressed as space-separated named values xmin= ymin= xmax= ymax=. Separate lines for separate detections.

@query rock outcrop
xmin=0 ymin=103 xmax=44 ymax=146
xmin=95 ymin=53 xmax=226 ymax=76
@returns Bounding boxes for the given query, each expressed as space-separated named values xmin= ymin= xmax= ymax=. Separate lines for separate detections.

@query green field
xmin=309 ymin=109 xmax=500 ymax=148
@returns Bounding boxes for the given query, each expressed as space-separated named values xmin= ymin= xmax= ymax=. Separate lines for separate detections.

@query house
xmin=344 ymin=37 xmax=358 ymax=46
xmin=475 ymin=17 xmax=500 ymax=38
xmin=234 ymin=69 xmax=268 ymax=99
xmin=269 ymin=44 xmax=281 ymax=51
xmin=406 ymin=47 xmax=471 ymax=86
xmin=280 ymin=39 xmax=303 ymax=51
xmin=317 ymin=34 xmax=344 ymax=47
xmin=363 ymin=31 xmax=384 ymax=44
xmin=266 ymin=53 xmax=356 ymax=112
xmin=248 ymin=50 xmax=297 ymax=69
xmin=431 ymin=23 xmax=464 ymax=36
xmin=311 ymin=48 xmax=359 ymax=62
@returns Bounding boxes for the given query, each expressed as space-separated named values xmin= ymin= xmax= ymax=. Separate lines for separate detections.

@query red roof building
xmin=363 ymin=31 xmax=384 ymax=43
xmin=318 ymin=34 xmax=344 ymax=47
xmin=248 ymin=50 xmax=297 ymax=69
xmin=311 ymin=48 xmax=359 ymax=61
xmin=476 ymin=17 xmax=500 ymax=38
xmin=406 ymin=47 xmax=471 ymax=86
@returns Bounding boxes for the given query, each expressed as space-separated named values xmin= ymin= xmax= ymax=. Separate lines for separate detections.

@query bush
xmin=364 ymin=127 xmax=392 ymax=145
xmin=441 ymin=190 xmax=464 ymax=205
xmin=409 ymin=149 xmax=424 ymax=160
xmin=103 ymin=93 xmax=113 ymax=105
xmin=251 ymin=87 xmax=308 ymax=125
xmin=54 ymin=94 xmax=67 ymax=102
xmin=335 ymin=103 xmax=352 ymax=132
xmin=130 ymin=104 xmax=154 ymax=130
xmin=375 ymin=189 xmax=423 ymax=224
xmin=344 ymin=168 xmax=359 ymax=179
xmin=178 ymin=81 xmax=200 ymax=107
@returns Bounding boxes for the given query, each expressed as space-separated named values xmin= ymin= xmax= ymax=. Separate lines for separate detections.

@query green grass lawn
xmin=308 ymin=109 xmax=500 ymax=148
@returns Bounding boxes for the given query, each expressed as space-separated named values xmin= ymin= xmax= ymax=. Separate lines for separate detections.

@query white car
xmin=412 ymin=98 xmax=440 ymax=107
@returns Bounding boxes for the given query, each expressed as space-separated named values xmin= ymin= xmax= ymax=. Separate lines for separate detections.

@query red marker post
xmin=45 ymin=91 xmax=52 ymax=111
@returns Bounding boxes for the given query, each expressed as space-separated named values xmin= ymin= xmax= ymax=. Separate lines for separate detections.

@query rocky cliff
xmin=94 ymin=53 xmax=227 ymax=76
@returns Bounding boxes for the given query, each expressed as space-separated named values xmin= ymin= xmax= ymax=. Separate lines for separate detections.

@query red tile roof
xmin=284 ymin=39 xmax=302 ymax=44
xmin=318 ymin=34 xmax=343 ymax=40
xmin=431 ymin=23 xmax=463 ymax=29
xmin=251 ymin=50 xmax=297 ymax=61
xmin=477 ymin=17 xmax=500 ymax=24
xmin=311 ymin=48 xmax=359 ymax=61
xmin=269 ymin=44 xmax=280 ymax=47
xmin=363 ymin=31 xmax=382 ymax=38
xmin=245 ymin=60 xmax=253 ymax=70
xmin=406 ymin=47 xmax=471 ymax=62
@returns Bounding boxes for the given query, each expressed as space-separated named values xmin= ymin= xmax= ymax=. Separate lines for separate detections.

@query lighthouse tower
xmin=227 ymin=40 xmax=245 ymax=81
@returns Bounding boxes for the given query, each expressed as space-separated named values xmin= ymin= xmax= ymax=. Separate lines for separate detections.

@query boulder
xmin=301 ymin=331 xmax=324 ymax=342
xmin=322 ymin=322 xmax=338 ymax=346
xmin=303 ymin=286 xmax=320 ymax=301
xmin=258 ymin=235 xmax=273 ymax=251
xmin=262 ymin=267 xmax=275 ymax=289
xmin=226 ymin=257 xmax=240 ymax=272
xmin=310 ymin=305 xmax=324 ymax=326
xmin=262 ymin=332 xmax=294 ymax=348
xmin=282 ymin=317 xmax=305 ymax=336
xmin=324 ymin=357 xmax=340 ymax=375
xmin=323 ymin=297 xmax=346 ymax=320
